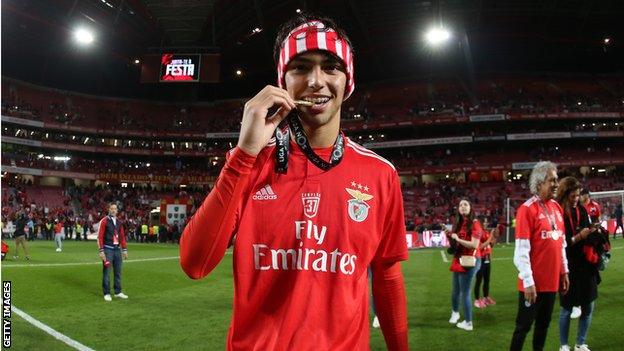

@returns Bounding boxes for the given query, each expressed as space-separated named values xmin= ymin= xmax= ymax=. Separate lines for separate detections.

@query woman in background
xmin=556 ymin=177 xmax=600 ymax=351
xmin=446 ymin=199 xmax=483 ymax=331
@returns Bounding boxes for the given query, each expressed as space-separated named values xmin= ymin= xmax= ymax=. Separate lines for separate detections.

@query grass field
xmin=2 ymin=239 xmax=623 ymax=350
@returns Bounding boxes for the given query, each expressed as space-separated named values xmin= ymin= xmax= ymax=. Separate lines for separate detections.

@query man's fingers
xmin=261 ymin=95 xmax=293 ymax=119
xmin=267 ymin=86 xmax=296 ymax=108
xmin=268 ymin=106 xmax=292 ymax=127
xmin=251 ymin=88 xmax=296 ymax=113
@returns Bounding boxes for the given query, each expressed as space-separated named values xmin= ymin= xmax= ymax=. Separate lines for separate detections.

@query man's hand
xmin=560 ymin=273 xmax=569 ymax=295
xmin=123 ymin=251 xmax=128 ymax=260
xmin=99 ymin=252 xmax=106 ymax=261
xmin=491 ymin=227 xmax=500 ymax=238
xmin=524 ymin=285 xmax=537 ymax=304
xmin=579 ymin=228 xmax=591 ymax=240
xmin=237 ymin=85 xmax=296 ymax=156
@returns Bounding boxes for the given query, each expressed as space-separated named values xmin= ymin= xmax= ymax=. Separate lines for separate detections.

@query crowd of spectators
xmin=2 ymin=168 xmax=621 ymax=243
xmin=1 ymin=178 xmax=208 ymax=244
xmin=404 ymin=169 xmax=624 ymax=233
xmin=3 ymin=76 xmax=622 ymax=133
xmin=2 ymin=151 xmax=224 ymax=176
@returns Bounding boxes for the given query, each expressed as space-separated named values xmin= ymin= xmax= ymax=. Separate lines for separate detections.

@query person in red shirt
xmin=97 ymin=203 xmax=128 ymax=302
xmin=474 ymin=225 xmax=499 ymax=308
xmin=54 ymin=219 xmax=64 ymax=252
xmin=580 ymin=189 xmax=601 ymax=224
xmin=446 ymin=199 xmax=483 ymax=331
xmin=180 ymin=14 xmax=408 ymax=351
xmin=510 ymin=161 xmax=570 ymax=351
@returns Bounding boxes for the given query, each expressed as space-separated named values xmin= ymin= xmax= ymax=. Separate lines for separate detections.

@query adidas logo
xmin=252 ymin=184 xmax=277 ymax=200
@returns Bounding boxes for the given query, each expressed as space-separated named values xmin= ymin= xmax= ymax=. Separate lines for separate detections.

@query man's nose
xmin=307 ymin=66 xmax=324 ymax=89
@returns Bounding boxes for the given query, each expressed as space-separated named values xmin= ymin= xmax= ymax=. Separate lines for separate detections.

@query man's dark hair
xmin=580 ymin=188 xmax=590 ymax=196
xmin=273 ymin=13 xmax=354 ymax=64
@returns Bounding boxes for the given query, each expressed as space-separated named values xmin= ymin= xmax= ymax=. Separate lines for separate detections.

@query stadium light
xmin=603 ymin=37 xmax=611 ymax=45
xmin=53 ymin=156 xmax=71 ymax=162
xmin=424 ymin=27 xmax=451 ymax=46
xmin=235 ymin=69 xmax=243 ymax=77
xmin=296 ymin=8 xmax=302 ymax=13
xmin=134 ymin=58 xmax=140 ymax=64
xmin=74 ymin=27 xmax=94 ymax=45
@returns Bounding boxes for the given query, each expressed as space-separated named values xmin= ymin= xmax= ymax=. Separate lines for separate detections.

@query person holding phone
xmin=556 ymin=178 xmax=601 ymax=351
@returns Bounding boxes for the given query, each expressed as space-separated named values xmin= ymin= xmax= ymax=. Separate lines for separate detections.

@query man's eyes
xmin=289 ymin=63 xmax=343 ymax=72
xmin=323 ymin=64 xmax=342 ymax=72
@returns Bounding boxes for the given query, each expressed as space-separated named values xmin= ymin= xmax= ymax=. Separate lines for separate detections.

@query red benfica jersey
xmin=213 ymin=138 xmax=407 ymax=350
xmin=479 ymin=230 xmax=492 ymax=257
xmin=515 ymin=196 xmax=565 ymax=292
xmin=457 ymin=219 xmax=483 ymax=258
xmin=584 ymin=200 xmax=601 ymax=222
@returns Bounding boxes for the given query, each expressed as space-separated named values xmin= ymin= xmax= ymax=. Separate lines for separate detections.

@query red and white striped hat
xmin=277 ymin=21 xmax=355 ymax=100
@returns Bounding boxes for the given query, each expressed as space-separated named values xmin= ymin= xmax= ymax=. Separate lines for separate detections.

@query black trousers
xmin=474 ymin=258 xmax=491 ymax=298
xmin=510 ymin=291 xmax=556 ymax=351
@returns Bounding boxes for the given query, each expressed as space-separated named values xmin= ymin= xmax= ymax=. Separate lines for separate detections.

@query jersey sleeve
xmin=371 ymin=261 xmax=408 ymax=351
xmin=513 ymin=204 xmax=535 ymax=288
xmin=471 ymin=219 xmax=483 ymax=240
xmin=179 ymin=147 xmax=256 ymax=279
xmin=97 ymin=217 xmax=107 ymax=253
xmin=372 ymin=171 xmax=408 ymax=264
xmin=514 ymin=204 xmax=533 ymax=240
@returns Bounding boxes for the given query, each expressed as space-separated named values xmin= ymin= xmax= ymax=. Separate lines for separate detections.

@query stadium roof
xmin=2 ymin=0 xmax=623 ymax=99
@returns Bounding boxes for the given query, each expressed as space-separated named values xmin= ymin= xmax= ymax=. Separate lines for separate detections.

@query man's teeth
xmin=303 ymin=97 xmax=330 ymax=104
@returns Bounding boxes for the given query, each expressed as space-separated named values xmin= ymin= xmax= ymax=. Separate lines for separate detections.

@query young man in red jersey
xmin=580 ymin=189 xmax=601 ymax=225
xmin=510 ymin=161 xmax=569 ymax=351
xmin=180 ymin=14 xmax=408 ymax=351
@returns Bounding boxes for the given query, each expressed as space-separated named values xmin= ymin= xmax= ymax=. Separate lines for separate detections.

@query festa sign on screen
xmin=160 ymin=54 xmax=200 ymax=82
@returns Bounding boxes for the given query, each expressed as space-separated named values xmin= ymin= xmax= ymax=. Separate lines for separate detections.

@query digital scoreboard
xmin=159 ymin=54 xmax=200 ymax=82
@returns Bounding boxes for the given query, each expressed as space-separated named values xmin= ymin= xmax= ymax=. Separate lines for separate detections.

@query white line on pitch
xmin=12 ymin=305 xmax=95 ymax=351
xmin=440 ymin=251 xmax=448 ymax=262
xmin=2 ymin=256 xmax=180 ymax=268
xmin=3 ymin=251 xmax=234 ymax=268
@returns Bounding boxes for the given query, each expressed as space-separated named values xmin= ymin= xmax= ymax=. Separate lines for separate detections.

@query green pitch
xmin=2 ymin=240 xmax=623 ymax=350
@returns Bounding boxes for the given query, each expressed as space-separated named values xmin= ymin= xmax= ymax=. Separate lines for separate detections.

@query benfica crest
xmin=302 ymin=192 xmax=321 ymax=218
xmin=346 ymin=188 xmax=374 ymax=222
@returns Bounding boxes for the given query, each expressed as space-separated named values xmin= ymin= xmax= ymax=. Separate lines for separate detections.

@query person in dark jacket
xmin=97 ymin=203 xmax=129 ymax=302
xmin=13 ymin=211 xmax=31 ymax=260
xmin=556 ymin=177 xmax=600 ymax=351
